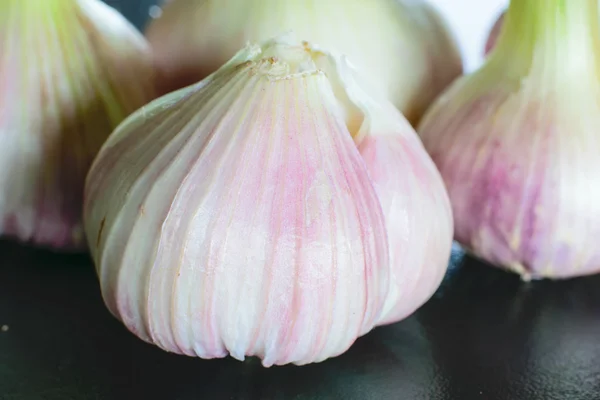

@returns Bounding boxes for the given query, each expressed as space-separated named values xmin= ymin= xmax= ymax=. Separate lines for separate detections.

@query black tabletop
xmin=2 ymin=2 xmax=600 ymax=399
xmin=1 ymin=239 xmax=600 ymax=400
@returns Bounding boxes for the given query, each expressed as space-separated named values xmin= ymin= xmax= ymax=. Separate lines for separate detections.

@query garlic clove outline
xmin=0 ymin=0 xmax=156 ymax=250
xmin=84 ymin=34 xmax=452 ymax=365
xmin=418 ymin=0 xmax=600 ymax=279
xmin=328 ymin=56 xmax=453 ymax=323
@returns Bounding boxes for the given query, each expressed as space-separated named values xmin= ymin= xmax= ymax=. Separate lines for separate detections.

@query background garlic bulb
xmin=0 ymin=0 xmax=156 ymax=250
xmin=483 ymin=11 xmax=505 ymax=56
xmin=418 ymin=0 xmax=600 ymax=279
xmin=144 ymin=0 xmax=463 ymax=125
xmin=84 ymin=35 xmax=452 ymax=366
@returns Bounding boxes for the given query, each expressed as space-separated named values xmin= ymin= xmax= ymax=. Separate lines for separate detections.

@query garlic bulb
xmin=0 ymin=0 xmax=156 ymax=249
xmin=84 ymin=35 xmax=452 ymax=366
xmin=144 ymin=0 xmax=463 ymax=125
xmin=418 ymin=0 xmax=600 ymax=279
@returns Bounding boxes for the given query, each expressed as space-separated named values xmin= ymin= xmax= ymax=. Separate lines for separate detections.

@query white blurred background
xmin=429 ymin=0 xmax=507 ymax=72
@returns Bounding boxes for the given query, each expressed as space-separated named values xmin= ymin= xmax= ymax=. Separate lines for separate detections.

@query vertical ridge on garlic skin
xmin=323 ymin=55 xmax=453 ymax=324
xmin=86 ymin=65 xmax=254 ymax=342
xmin=179 ymin=71 xmax=390 ymax=366
xmin=148 ymin=74 xmax=269 ymax=356
xmin=0 ymin=0 xmax=155 ymax=250
xmin=420 ymin=83 xmax=565 ymax=279
xmin=418 ymin=0 xmax=600 ymax=279
xmin=359 ymin=134 xmax=453 ymax=322
xmin=84 ymin=40 xmax=391 ymax=366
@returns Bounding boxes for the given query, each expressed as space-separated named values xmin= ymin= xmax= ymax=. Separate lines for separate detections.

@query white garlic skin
xmin=418 ymin=57 xmax=600 ymax=279
xmin=0 ymin=0 xmax=156 ymax=249
xmin=84 ymin=37 xmax=452 ymax=366
xmin=144 ymin=0 xmax=462 ymax=125
xmin=332 ymin=58 xmax=453 ymax=323
xmin=358 ymin=123 xmax=453 ymax=323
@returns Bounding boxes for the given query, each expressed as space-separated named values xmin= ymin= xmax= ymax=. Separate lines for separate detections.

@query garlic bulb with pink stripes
xmin=0 ymin=0 xmax=155 ymax=250
xmin=84 ymin=35 xmax=452 ymax=366
xmin=418 ymin=0 xmax=600 ymax=279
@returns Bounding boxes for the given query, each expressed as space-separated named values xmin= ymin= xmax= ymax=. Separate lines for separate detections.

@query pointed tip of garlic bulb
xmin=85 ymin=34 xmax=452 ymax=365
xmin=0 ymin=0 xmax=156 ymax=251
xmin=418 ymin=0 xmax=600 ymax=279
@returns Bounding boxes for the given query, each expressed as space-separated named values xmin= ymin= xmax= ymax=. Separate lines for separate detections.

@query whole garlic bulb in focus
xmin=144 ymin=0 xmax=463 ymax=126
xmin=0 ymin=0 xmax=156 ymax=249
xmin=84 ymin=35 xmax=452 ymax=366
xmin=418 ymin=0 xmax=600 ymax=279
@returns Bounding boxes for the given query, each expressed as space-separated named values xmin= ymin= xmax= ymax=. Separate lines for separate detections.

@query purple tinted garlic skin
xmin=419 ymin=0 xmax=600 ymax=279
xmin=0 ymin=0 xmax=156 ymax=250
xmin=84 ymin=36 xmax=453 ymax=366
xmin=332 ymin=59 xmax=453 ymax=322
xmin=358 ymin=131 xmax=452 ymax=322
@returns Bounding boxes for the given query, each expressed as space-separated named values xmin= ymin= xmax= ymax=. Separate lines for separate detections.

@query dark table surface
xmin=2 ymin=239 xmax=600 ymax=400
xmin=3 ymin=1 xmax=600 ymax=399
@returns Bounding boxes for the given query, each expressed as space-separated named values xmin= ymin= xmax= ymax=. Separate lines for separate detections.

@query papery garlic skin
xmin=0 ymin=0 xmax=155 ymax=249
xmin=84 ymin=35 xmax=452 ymax=366
xmin=144 ymin=0 xmax=463 ymax=125
xmin=358 ymin=126 xmax=452 ymax=322
xmin=330 ymin=59 xmax=453 ymax=323
xmin=418 ymin=0 xmax=600 ymax=279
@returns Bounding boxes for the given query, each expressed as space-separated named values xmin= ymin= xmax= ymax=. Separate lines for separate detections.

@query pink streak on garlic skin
xmin=0 ymin=0 xmax=155 ymax=251
xmin=85 ymin=57 xmax=391 ymax=367
xmin=421 ymin=92 xmax=600 ymax=279
xmin=0 ymin=48 xmax=86 ymax=249
xmin=359 ymin=132 xmax=452 ymax=324
xmin=159 ymin=77 xmax=390 ymax=365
